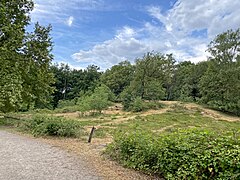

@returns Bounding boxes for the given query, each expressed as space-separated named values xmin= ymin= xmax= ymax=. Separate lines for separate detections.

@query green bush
xmin=21 ymin=115 xmax=83 ymax=137
xmin=78 ymin=85 xmax=113 ymax=115
xmin=144 ymin=101 xmax=164 ymax=110
xmin=125 ymin=97 xmax=164 ymax=112
xmin=57 ymin=99 xmax=76 ymax=108
xmin=54 ymin=105 xmax=79 ymax=113
xmin=131 ymin=97 xmax=145 ymax=112
xmin=0 ymin=118 xmax=19 ymax=127
xmin=106 ymin=129 xmax=240 ymax=179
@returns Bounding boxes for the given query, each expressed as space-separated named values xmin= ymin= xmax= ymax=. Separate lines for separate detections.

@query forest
xmin=1 ymin=0 xmax=239 ymax=116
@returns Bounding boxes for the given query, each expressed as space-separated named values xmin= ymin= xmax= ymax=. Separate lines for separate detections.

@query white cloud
xmin=148 ymin=0 xmax=240 ymax=37
xmin=32 ymin=0 xmax=237 ymax=70
xmin=147 ymin=6 xmax=167 ymax=25
xmin=30 ymin=0 xmax=106 ymax=24
xmin=72 ymin=26 xmax=150 ymax=69
xmin=66 ymin=16 xmax=74 ymax=27
xmin=59 ymin=61 xmax=84 ymax=70
xmin=73 ymin=0 xmax=240 ymax=69
xmin=142 ymin=0 xmax=240 ymax=64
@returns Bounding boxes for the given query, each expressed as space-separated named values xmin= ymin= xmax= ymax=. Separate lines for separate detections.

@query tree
xmin=101 ymin=61 xmax=134 ymax=96
xmin=0 ymin=0 xmax=33 ymax=112
xmin=130 ymin=52 xmax=167 ymax=100
xmin=172 ymin=61 xmax=208 ymax=102
xmin=162 ymin=54 xmax=176 ymax=100
xmin=21 ymin=23 xmax=55 ymax=109
xmin=78 ymin=84 xmax=113 ymax=114
xmin=200 ymin=28 xmax=240 ymax=115
xmin=0 ymin=0 xmax=55 ymax=112
xmin=50 ymin=64 xmax=102 ymax=108
xmin=208 ymin=28 xmax=240 ymax=64
xmin=50 ymin=63 xmax=72 ymax=108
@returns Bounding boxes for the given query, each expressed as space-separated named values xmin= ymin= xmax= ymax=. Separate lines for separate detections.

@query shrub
xmin=120 ymin=86 xmax=134 ymax=110
xmin=57 ymin=99 xmax=76 ymax=108
xmin=131 ymin=97 xmax=145 ymax=112
xmin=122 ymin=95 xmax=164 ymax=112
xmin=54 ymin=105 xmax=79 ymax=113
xmin=106 ymin=129 xmax=240 ymax=179
xmin=0 ymin=117 xmax=20 ymax=127
xmin=20 ymin=115 xmax=83 ymax=137
xmin=78 ymin=85 xmax=113 ymax=115
xmin=144 ymin=101 xmax=164 ymax=110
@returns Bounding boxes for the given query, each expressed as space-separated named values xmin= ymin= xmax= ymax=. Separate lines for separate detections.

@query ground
xmin=0 ymin=130 xmax=100 ymax=180
xmin=1 ymin=101 xmax=239 ymax=179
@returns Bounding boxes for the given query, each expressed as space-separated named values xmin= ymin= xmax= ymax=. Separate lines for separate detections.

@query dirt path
xmin=0 ymin=130 xmax=101 ymax=180
xmin=183 ymin=103 xmax=240 ymax=122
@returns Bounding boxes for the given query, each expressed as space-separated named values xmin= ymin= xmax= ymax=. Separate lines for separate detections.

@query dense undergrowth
xmin=106 ymin=129 xmax=240 ymax=179
xmin=21 ymin=115 xmax=84 ymax=137
xmin=0 ymin=115 xmax=84 ymax=137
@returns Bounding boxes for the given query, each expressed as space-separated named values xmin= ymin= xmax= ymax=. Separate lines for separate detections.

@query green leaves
xmin=78 ymin=84 xmax=114 ymax=114
xmin=199 ymin=28 xmax=240 ymax=116
xmin=208 ymin=29 xmax=240 ymax=63
xmin=107 ymin=129 xmax=240 ymax=179
xmin=0 ymin=0 xmax=55 ymax=112
xmin=22 ymin=23 xmax=55 ymax=109
xmin=101 ymin=60 xmax=134 ymax=96
xmin=20 ymin=115 xmax=83 ymax=137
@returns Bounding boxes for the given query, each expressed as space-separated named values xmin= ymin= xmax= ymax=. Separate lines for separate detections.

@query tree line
xmin=51 ymin=28 xmax=240 ymax=116
xmin=1 ymin=0 xmax=239 ymax=116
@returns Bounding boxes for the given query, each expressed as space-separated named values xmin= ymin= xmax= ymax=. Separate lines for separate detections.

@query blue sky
xmin=30 ymin=0 xmax=240 ymax=70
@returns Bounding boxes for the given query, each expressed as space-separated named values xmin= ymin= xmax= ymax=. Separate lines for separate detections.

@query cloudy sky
xmin=30 ymin=0 xmax=240 ymax=70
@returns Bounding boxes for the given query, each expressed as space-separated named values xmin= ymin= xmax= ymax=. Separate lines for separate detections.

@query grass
xmin=1 ymin=102 xmax=240 ymax=139
xmin=93 ymin=127 xmax=113 ymax=138
xmin=2 ymin=102 xmax=239 ymax=179
xmin=104 ymin=103 xmax=240 ymax=179
xmin=112 ymin=112 xmax=240 ymax=134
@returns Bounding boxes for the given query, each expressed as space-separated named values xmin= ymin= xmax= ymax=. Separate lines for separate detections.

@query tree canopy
xmin=0 ymin=0 xmax=54 ymax=112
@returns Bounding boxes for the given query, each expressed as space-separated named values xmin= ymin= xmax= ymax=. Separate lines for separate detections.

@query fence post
xmin=88 ymin=126 xmax=96 ymax=143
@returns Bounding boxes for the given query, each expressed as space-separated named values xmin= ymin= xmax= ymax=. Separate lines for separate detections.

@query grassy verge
xmin=0 ymin=114 xmax=85 ymax=138
xmin=0 ymin=117 xmax=20 ymax=128
xmin=20 ymin=115 xmax=84 ymax=137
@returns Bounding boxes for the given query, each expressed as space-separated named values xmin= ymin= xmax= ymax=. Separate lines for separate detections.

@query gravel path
xmin=0 ymin=130 xmax=101 ymax=180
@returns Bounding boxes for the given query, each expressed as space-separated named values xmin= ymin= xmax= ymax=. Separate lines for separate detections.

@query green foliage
xmin=78 ymin=85 xmax=113 ymax=115
xmin=21 ymin=23 xmax=55 ymax=109
xmin=172 ymin=61 xmax=208 ymax=102
xmin=0 ymin=1 xmax=54 ymax=112
xmin=131 ymin=97 xmax=145 ymax=112
xmin=106 ymin=129 xmax=240 ymax=179
xmin=57 ymin=99 xmax=76 ymax=108
xmin=20 ymin=115 xmax=83 ymax=137
xmin=120 ymin=86 xmax=135 ymax=110
xmin=0 ymin=117 xmax=20 ymax=127
xmin=131 ymin=52 xmax=169 ymax=100
xmin=101 ymin=61 xmax=134 ymax=96
xmin=50 ymin=64 xmax=102 ymax=108
xmin=144 ymin=80 xmax=165 ymax=101
xmin=0 ymin=68 xmax=23 ymax=112
xmin=0 ymin=0 xmax=33 ymax=113
xmin=199 ymin=28 xmax=240 ymax=116
xmin=1 ymin=0 xmax=239 ymax=119
xmin=120 ymin=89 xmax=163 ymax=112
xmin=144 ymin=101 xmax=164 ymax=110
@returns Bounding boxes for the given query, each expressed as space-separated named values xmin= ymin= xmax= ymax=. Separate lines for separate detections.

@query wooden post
xmin=88 ymin=126 xmax=96 ymax=143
